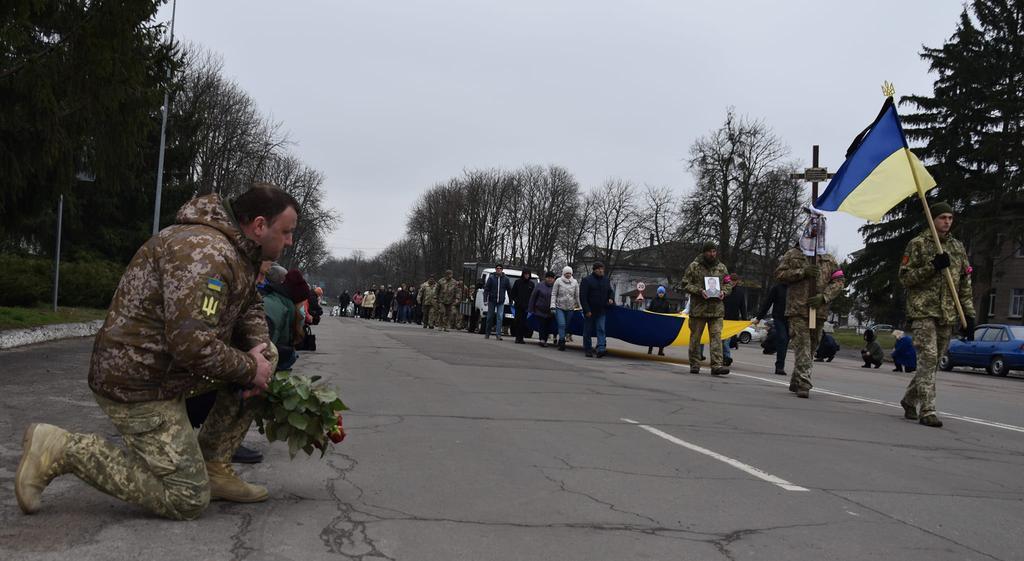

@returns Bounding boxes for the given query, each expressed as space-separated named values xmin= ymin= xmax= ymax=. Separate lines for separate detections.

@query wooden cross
xmin=788 ymin=145 xmax=835 ymax=330
xmin=790 ymin=145 xmax=835 ymax=201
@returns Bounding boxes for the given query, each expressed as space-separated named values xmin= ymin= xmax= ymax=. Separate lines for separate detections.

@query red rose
xmin=328 ymin=426 xmax=346 ymax=443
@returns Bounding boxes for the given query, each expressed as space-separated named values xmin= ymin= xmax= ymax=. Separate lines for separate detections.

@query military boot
xmin=919 ymin=414 xmax=943 ymax=428
xmin=205 ymin=462 xmax=268 ymax=503
xmin=689 ymin=366 xmax=700 ymax=374
xmin=15 ymin=423 xmax=70 ymax=514
xmin=788 ymin=381 xmax=798 ymax=393
xmin=796 ymin=388 xmax=810 ymax=398
xmin=710 ymin=367 xmax=730 ymax=376
xmin=900 ymin=399 xmax=918 ymax=420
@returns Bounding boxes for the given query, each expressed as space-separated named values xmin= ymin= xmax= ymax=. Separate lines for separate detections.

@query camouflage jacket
xmin=899 ymin=229 xmax=974 ymax=322
xmin=774 ymin=248 xmax=843 ymax=318
xmin=682 ymin=256 xmax=732 ymax=318
xmin=418 ymin=282 xmax=437 ymax=306
xmin=89 ymin=194 xmax=276 ymax=403
xmin=436 ymin=278 xmax=459 ymax=305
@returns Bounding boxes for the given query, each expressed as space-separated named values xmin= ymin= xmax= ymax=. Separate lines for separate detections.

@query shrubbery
xmin=0 ymin=254 xmax=123 ymax=309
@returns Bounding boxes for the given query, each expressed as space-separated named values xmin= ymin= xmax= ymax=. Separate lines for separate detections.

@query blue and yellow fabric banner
xmin=814 ymin=97 xmax=936 ymax=221
xmin=528 ymin=307 xmax=749 ymax=347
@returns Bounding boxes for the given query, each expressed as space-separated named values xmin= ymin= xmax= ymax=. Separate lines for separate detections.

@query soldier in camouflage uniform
xmin=454 ymin=280 xmax=466 ymax=330
xmin=775 ymin=211 xmax=844 ymax=398
xmin=15 ymin=186 xmax=298 ymax=520
xmin=683 ymin=242 xmax=733 ymax=375
xmin=418 ymin=276 xmax=438 ymax=329
xmin=898 ymin=202 xmax=974 ymax=428
xmin=436 ymin=270 xmax=459 ymax=332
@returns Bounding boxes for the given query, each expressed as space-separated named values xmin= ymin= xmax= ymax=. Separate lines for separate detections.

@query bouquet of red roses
xmin=254 ymin=371 xmax=348 ymax=458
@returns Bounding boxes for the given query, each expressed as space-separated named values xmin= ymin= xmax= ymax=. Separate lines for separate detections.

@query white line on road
xmin=725 ymin=371 xmax=1024 ymax=434
xmin=621 ymin=418 xmax=809 ymax=492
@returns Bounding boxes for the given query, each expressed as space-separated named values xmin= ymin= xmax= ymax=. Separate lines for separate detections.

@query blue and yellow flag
xmin=814 ymin=97 xmax=936 ymax=221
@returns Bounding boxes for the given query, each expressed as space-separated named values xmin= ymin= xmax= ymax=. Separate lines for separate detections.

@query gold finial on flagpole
xmin=881 ymin=81 xmax=896 ymax=98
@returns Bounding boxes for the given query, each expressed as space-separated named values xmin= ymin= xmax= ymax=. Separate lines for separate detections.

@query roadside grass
xmin=834 ymin=330 xmax=896 ymax=352
xmin=0 ymin=305 xmax=108 ymax=331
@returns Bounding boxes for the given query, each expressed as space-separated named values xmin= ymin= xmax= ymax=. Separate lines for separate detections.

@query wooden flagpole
xmin=904 ymin=149 xmax=968 ymax=329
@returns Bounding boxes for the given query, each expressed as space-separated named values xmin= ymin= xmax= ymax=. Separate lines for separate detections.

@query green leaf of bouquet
xmin=273 ymin=406 xmax=289 ymax=423
xmin=287 ymin=433 xmax=302 ymax=459
xmin=287 ymin=412 xmax=308 ymax=431
xmin=305 ymin=419 xmax=322 ymax=436
xmin=283 ymin=395 xmax=300 ymax=411
xmin=314 ymin=389 xmax=337 ymax=403
xmin=330 ymin=398 xmax=349 ymax=411
xmin=310 ymin=375 xmax=322 ymax=382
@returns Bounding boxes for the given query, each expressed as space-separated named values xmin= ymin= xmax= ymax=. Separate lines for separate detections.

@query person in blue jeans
xmin=579 ymin=261 xmax=615 ymax=358
xmin=483 ymin=264 xmax=512 ymax=340
xmin=549 ymin=266 xmax=581 ymax=351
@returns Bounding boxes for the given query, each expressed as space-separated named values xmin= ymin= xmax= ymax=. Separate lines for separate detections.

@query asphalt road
xmin=1 ymin=317 xmax=1022 ymax=561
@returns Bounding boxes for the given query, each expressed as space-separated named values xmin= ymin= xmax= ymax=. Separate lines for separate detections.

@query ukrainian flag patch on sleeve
xmin=207 ymin=278 xmax=224 ymax=292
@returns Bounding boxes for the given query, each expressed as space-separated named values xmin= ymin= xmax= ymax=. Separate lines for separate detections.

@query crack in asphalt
xmin=822 ymin=490 xmax=1009 ymax=561
xmin=536 ymin=458 xmax=662 ymax=526
xmin=317 ymin=453 xmax=396 ymax=561
xmin=225 ymin=510 xmax=256 ymax=561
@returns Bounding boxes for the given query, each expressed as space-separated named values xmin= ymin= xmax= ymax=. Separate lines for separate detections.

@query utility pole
xmin=52 ymin=195 xmax=63 ymax=312
xmin=152 ymin=0 xmax=177 ymax=236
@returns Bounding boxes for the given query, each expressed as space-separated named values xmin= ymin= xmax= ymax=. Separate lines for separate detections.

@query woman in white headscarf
xmin=549 ymin=266 xmax=581 ymax=351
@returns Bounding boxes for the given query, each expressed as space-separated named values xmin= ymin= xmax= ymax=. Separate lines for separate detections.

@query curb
xmin=0 ymin=320 xmax=104 ymax=350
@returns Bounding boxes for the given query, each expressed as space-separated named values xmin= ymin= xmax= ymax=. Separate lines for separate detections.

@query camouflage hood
xmin=175 ymin=194 xmax=262 ymax=264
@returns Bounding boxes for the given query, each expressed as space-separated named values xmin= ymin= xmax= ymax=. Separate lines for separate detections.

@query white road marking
xmin=724 ymin=371 xmax=1024 ymax=434
xmin=621 ymin=418 xmax=809 ymax=492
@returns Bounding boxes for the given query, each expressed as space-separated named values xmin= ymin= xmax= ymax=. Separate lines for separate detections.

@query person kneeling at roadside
xmin=15 ymin=185 xmax=299 ymax=520
xmin=814 ymin=323 xmax=840 ymax=362
xmin=861 ymin=328 xmax=884 ymax=368
xmin=891 ymin=329 xmax=917 ymax=373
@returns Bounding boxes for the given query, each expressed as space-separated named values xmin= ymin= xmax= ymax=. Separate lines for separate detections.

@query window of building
xmin=989 ymin=289 xmax=997 ymax=317
xmin=1010 ymin=288 xmax=1024 ymax=319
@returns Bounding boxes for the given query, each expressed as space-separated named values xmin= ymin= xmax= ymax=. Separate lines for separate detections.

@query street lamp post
xmin=152 ymin=0 xmax=177 ymax=236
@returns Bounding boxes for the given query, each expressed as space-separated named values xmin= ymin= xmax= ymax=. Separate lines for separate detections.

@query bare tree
xmin=681 ymin=108 xmax=793 ymax=274
xmin=587 ymin=178 xmax=644 ymax=271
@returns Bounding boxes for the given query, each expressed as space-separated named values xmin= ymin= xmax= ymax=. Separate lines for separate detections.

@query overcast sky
xmin=160 ymin=0 xmax=966 ymax=261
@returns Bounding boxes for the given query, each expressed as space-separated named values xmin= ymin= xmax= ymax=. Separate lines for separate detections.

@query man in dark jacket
xmin=511 ymin=269 xmax=535 ymax=344
xmin=753 ymin=283 xmax=789 ymax=376
xmin=338 ymin=291 xmax=351 ymax=317
xmin=580 ymin=262 xmax=615 ymax=358
xmin=722 ymin=273 xmax=747 ymax=365
xmin=483 ymin=265 xmax=512 ymax=340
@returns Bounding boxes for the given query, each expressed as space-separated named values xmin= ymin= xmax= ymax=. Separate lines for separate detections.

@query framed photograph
xmin=704 ymin=276 xmax=721 ymax=298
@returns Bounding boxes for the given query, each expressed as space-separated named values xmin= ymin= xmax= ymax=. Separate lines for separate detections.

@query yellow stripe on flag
xmin=837 ymin=149 xmax=936 ymax=222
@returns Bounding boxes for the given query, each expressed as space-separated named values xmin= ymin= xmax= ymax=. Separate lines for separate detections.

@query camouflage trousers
xmin=688 ymin=316 xmax=723 ymax=368
xmin=421 ymin=305 xmax=434 ymax=327
xmin=903 ymin=318 xmax=952 ymax=416
xmin=437 ymin=303 xmax=458 ymax=329
xmin=59 ymin=388 xmax=258 ymax=520
xmin=788 ymin=315 xmax=822 ymax=390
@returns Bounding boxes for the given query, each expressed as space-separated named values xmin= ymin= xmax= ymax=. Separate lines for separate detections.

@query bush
xmin=60 ymin=260 xmax=124 ymax=308
xmin=0 ymin=253 xmax=124 ymax=308
xmin=0 ymin=255 xmax=51 ymax=306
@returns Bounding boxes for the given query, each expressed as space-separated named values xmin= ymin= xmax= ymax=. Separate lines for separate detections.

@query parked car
xmin=942 ymin=324 xmax=1024 ymax=376
xmin=738 ymin=322 xmax=767 ymax=344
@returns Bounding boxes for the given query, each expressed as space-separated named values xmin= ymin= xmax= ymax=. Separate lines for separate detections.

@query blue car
xmin=942 ymin=324 xmax=1024 ymax=376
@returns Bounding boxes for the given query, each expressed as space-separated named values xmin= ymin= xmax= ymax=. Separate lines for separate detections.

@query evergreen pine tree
xmin=850 ymin=0 xmax=1024 ymax=322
